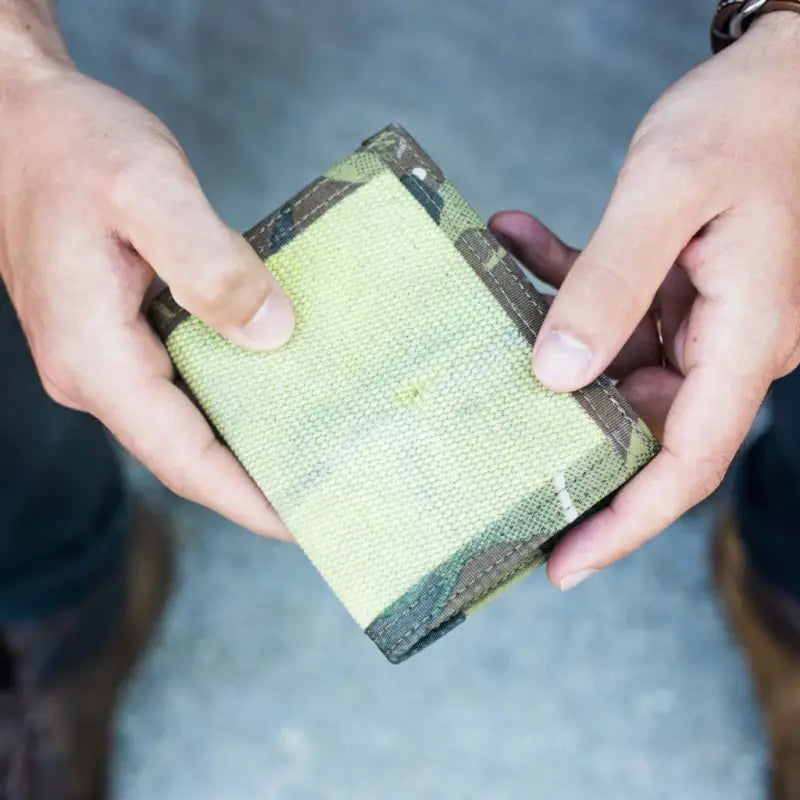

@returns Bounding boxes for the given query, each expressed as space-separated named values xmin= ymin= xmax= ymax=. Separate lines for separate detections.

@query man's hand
xmin=0 ymin=4 xmax=294 ymax=539
xmin=491 ymin=12 xmax=800 ymax=590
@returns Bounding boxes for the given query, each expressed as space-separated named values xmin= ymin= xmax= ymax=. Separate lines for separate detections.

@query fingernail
xmin=243 ymin=288 xmax=295 ymax=349
xmin=533 ymin=330 xmax=592 ymax=389
xmin=559 ymin=568 xmax=597 ymax=591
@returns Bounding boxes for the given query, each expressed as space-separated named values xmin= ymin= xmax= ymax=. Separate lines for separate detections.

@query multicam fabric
xmin=149 ymin=124 xmax=659 ymax=663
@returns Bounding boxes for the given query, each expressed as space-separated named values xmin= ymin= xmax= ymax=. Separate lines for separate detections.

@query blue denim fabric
xmin=0 ymin=285 xmax=128 ymax=623
xmin=736 ymin=368 xmax=800 ymax=604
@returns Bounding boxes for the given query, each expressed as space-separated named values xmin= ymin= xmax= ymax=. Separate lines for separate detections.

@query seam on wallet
xmin=384 ymin=543 xmax=534 ymax=658
xmin=242 ymin=145 xmax=638 ymax=650
xmin=344 ymin=138 xmax=650 ymax=654
xmin=388 ymin=549 xmax=545 ymax=661
xmin=163 ymin=129 xmax=650 ymax=660
xmin=249 ymin=180 xmax=356 ymax=243
xmin=376 ymin=152 xmax=642 ymax=451
xmin=169 ymin=182 xmax=364 ymax=434
xmin=158 ymin=177 xmax=360 ymax=330
xmin=462 ymin=237 xmax=621 ymax=448
xmin=487 ymin=247 xmax=636 ymax=443
xmin=245 ymin=133 xmax=642 ymax=458
xmin=467 ymin=233 xmax=636 ymax=453
xmin=374 ymin=447 xmax=614 ymax=655
xmin=363 ymin=126 xmax=641 ymax=447
xmin=181 ymin=126 xmax=643 ymax=457
xmin=488 ymin=248 xmax=643 ymax=450
xmin=149 ymin=292 xmax=191 ymax=342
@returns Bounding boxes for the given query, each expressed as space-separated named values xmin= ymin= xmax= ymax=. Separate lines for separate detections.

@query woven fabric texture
xmin=149 ymin=124 xmax=659 ymax=663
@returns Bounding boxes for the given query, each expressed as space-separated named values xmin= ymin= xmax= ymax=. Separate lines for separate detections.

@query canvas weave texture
xmin=149 ymin=124 xmax=660 ymax=663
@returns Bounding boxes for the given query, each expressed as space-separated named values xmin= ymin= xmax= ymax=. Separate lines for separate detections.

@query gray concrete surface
xmin=58 ymin=2 xmax=765 ymax=798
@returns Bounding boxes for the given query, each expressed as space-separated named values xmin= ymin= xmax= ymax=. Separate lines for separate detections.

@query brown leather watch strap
xmin=712 ymin=0 xmax=800 ymax=52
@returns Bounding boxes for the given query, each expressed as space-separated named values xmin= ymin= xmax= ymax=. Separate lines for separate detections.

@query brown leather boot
xmin=713 ymin=513 xmax=800 ymax=800
xmin=0 ymin=506 xmax=173 ymax=800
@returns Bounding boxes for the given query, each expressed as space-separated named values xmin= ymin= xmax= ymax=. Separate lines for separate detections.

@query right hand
xmin=491 ymin=13 xmax=800 ymax=589
xmin=0 ymin=57 xmax=295 ymax=539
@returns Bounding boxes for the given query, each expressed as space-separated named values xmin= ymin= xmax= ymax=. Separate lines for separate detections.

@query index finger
xmin=84 ymin=317 xmax=292 ymax=541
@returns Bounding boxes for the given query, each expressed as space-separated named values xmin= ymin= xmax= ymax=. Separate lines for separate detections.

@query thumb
xmin=112 ymin=153 xmax=294 ymax=351
xmin=533 ymin=147 xmax=712 ymax=391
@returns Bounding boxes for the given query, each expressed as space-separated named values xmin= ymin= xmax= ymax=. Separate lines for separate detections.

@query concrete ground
xmin=59 ymin=2 xmax=765 ymax=798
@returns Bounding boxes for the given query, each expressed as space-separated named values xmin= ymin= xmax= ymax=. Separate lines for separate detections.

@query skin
xmin=0 ymin=0 xmax=294 ymax=540
xmin=490 ymin=12 xmax=800 ymax=589
xmin=2 ymin=4 xmax=800 ymax=586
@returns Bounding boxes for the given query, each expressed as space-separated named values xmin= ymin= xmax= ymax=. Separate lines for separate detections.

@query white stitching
xmin=197 ymin=139 xmax=646 ymax=656
xmin=251 ymin=177 xmax=351 ymax=241
xmin=472 ymin=236 xmax=632 ymax=452
xmin=376 ymin=448 xmax=612 ymax=655
xmin=396 ymin=172 xmax=641 ymax=452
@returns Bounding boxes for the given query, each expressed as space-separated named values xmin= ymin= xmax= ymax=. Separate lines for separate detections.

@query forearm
xmin=0 ymin=1 xmax=72 ymax=76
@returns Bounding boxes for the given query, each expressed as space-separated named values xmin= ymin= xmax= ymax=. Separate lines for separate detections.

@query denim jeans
xmin=736 ymin=368 xmax=800 ymax=604
xmin=0 ymin=285 xmax=128 ymax=623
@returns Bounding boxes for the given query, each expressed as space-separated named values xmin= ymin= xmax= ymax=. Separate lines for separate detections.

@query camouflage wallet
xmin=149 ymin=124 xmax=659 ymax=663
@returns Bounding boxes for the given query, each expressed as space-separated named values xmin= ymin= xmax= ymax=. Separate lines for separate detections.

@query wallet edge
xmin=146 ymin=123 xmax=661 ymax=664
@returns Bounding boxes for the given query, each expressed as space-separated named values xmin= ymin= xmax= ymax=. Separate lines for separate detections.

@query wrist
xmin=742 ymin=10 xmax=800 ymax=72
xmin=749 ymin=8 xmax=800 ymax=36
xmin=0 ymin=5 xmax=76 ymax=218
xmin=713 ymin=2 xmax=800 ymax=53
xmin=0 ymin=2 xmax=74 ymax=156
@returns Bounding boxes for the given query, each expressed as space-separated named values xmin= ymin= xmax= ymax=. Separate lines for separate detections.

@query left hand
xmin=490 ymin=12 xmax=800 ymax=591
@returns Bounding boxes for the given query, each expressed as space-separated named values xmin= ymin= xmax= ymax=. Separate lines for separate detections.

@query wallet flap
xmin=149 ymin=124 xmax=659 ymax=663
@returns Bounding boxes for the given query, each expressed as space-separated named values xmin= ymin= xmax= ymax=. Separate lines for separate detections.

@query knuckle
xmin=39 ymin=375 xmax=73 ymax=407
xmin=788 ymin=305 xmax=800 ymax=353
xmin=108 ymin=161 xmax=152 ymax=214
xmin=173 ymin=261 xmax=248 ymax=314
xmin=34 ymin=342 xmax=68 ymax=386
xmin=773 ymin=308 xmax=800 ymax=376
xmin=625 ymin=130 xmax=719 ymax=199
xmin=586 ymin=260 xmax=641 ymax=305
xmin=690 ymin=459 xmax=727 ymax=502
xmin=35 ymin=352 xmax=79 ymax=408
xmin=778 ymin=302 xmax=800 ymax=347
xmin=573 ymin=260 xmax=650 ymax=328
xmin=108 ymin=150 xmax=198 ymax=215
xmin=154 ymin=450 xmax=212 ymax=503
xmin=752 ymin=269 xmax=800 ymax=370
xmin=157 ymin=470 xmax=190 ymax=500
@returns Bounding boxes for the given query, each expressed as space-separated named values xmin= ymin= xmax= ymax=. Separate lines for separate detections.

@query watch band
xmin=712 ymin=0 xmax=800 ymax=52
